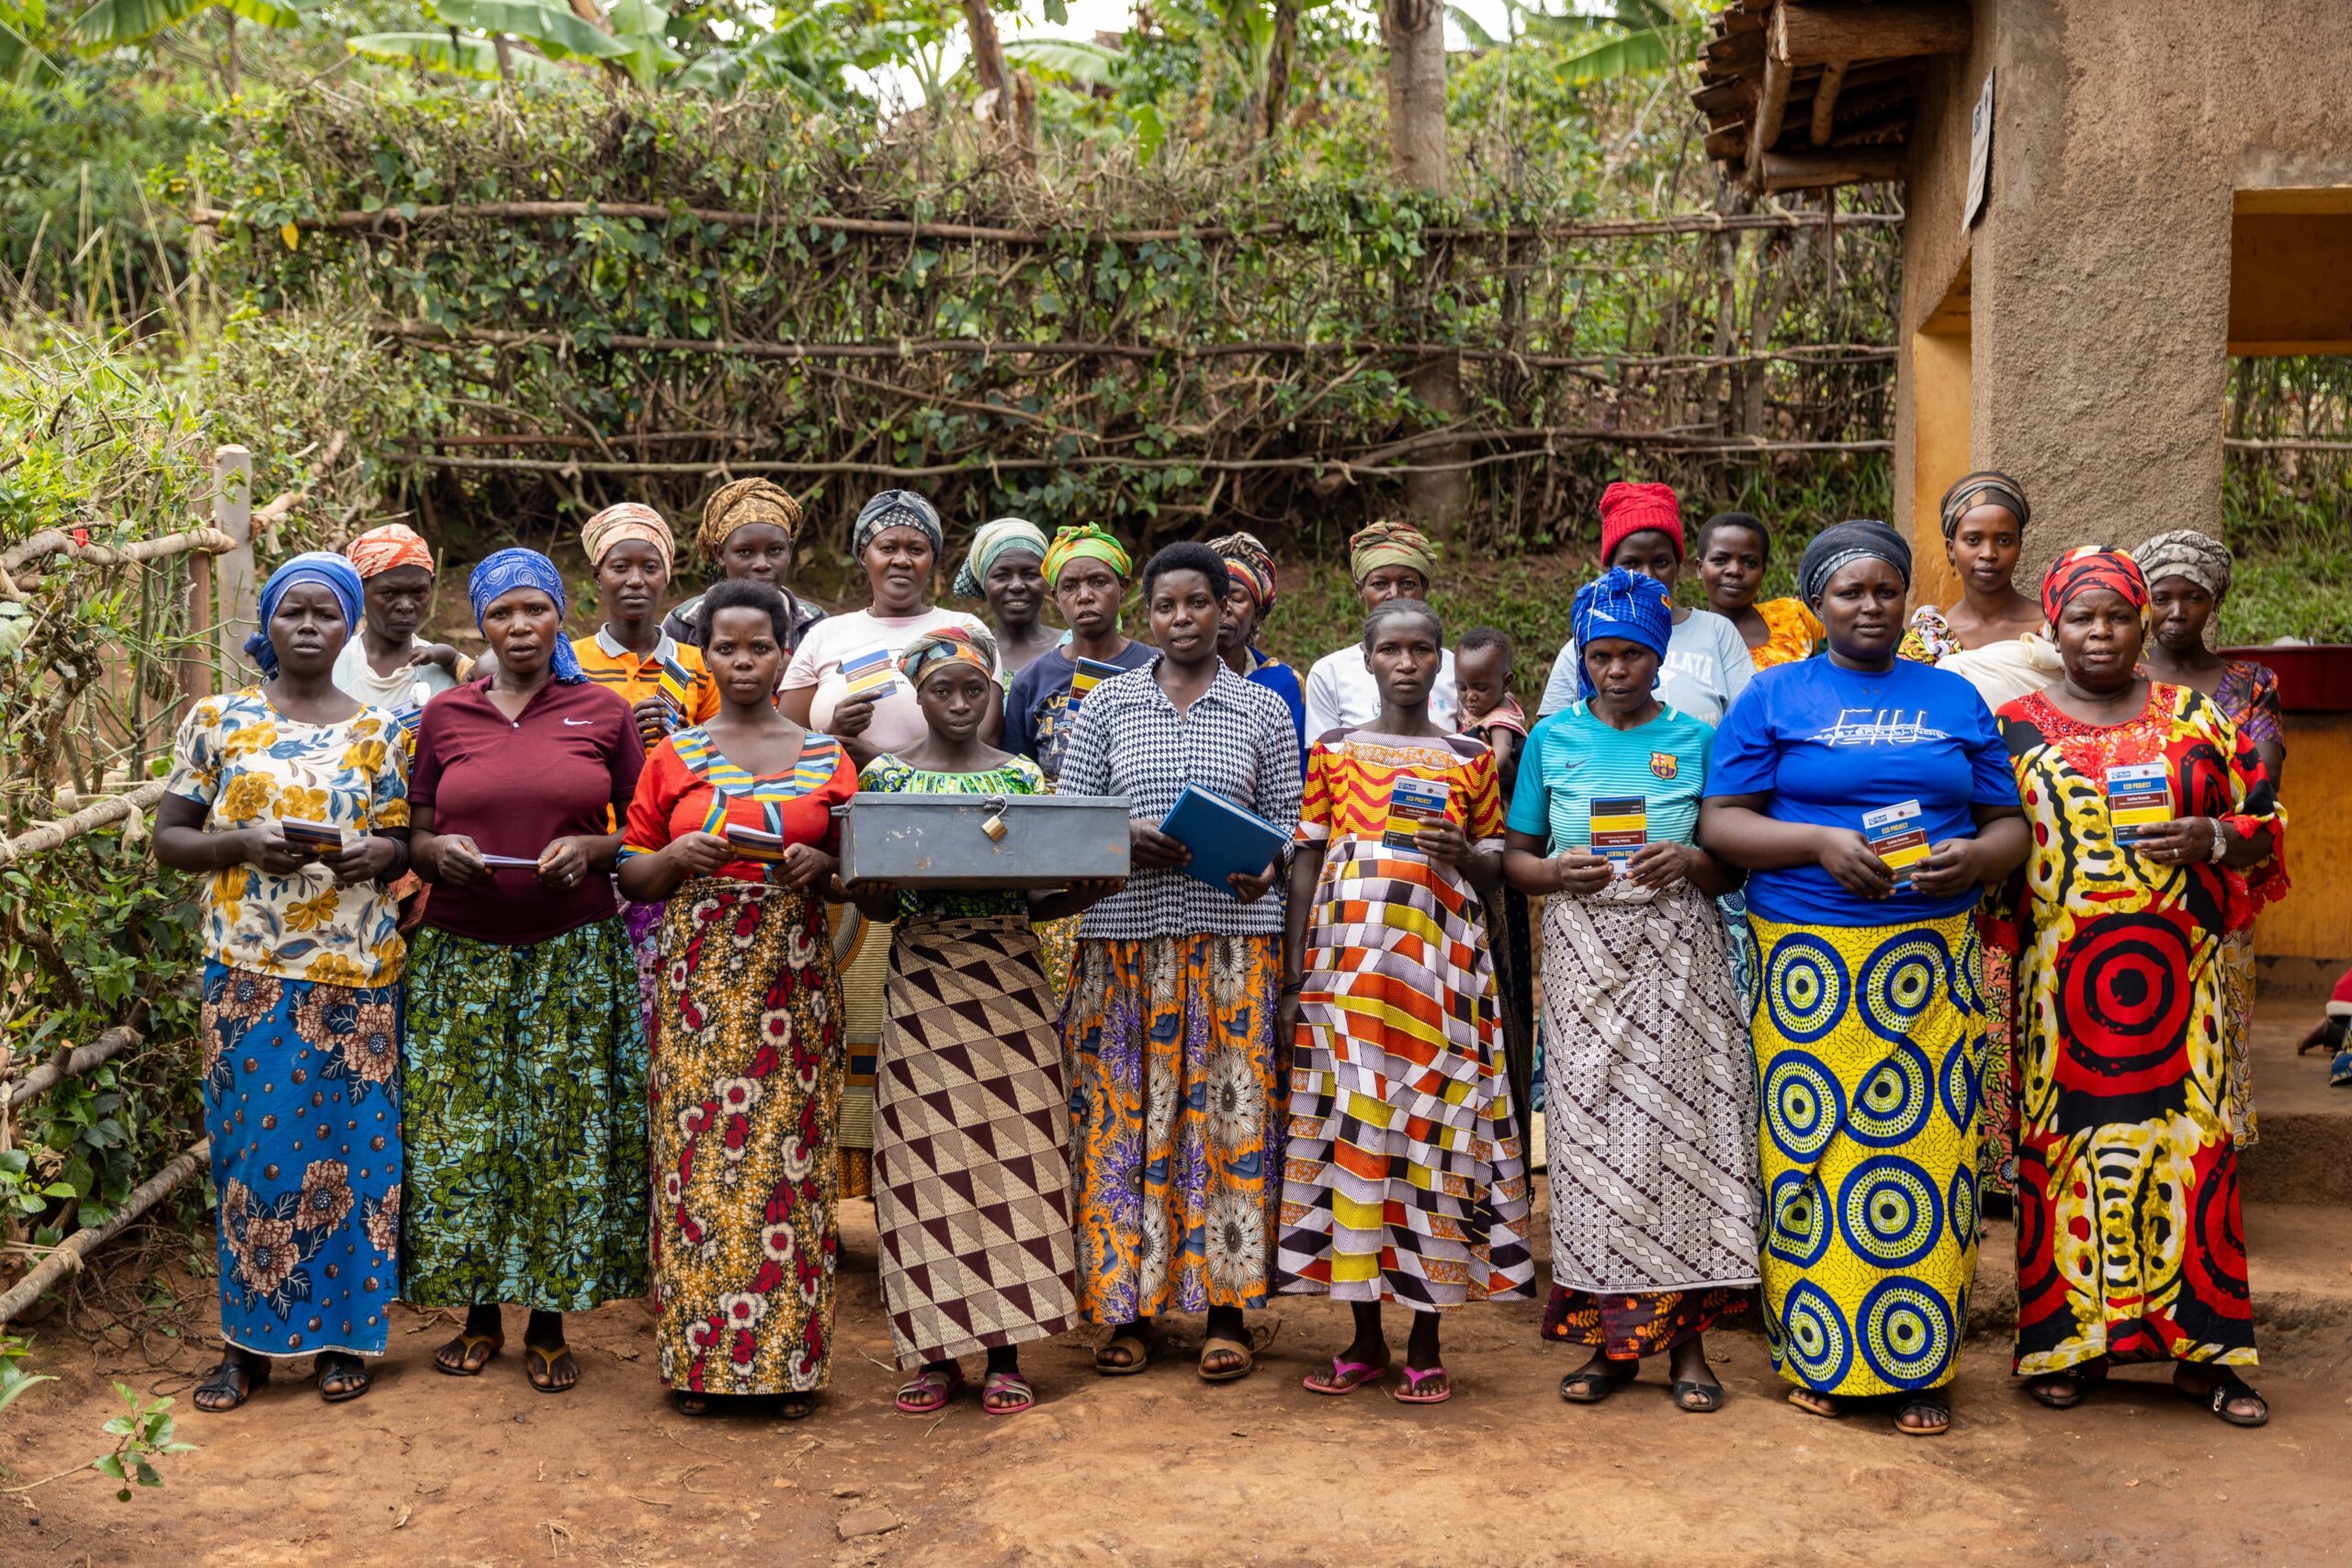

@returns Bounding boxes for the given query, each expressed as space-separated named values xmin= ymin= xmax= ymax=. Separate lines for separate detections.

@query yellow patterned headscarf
xmin=697 ymin=479 xmax=804 ymax=563
xmin=1349 ymin=519 xmax=1436 ymax=584
xmin=1041 ymin=524 xmax=1131 ymax=585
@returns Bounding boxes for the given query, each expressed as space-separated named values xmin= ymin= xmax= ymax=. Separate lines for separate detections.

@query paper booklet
xmin=1862 ymin=798 xmax=1930 ymax=889
xmin=840 ymin=644 xmax=899 ymax=705
xmin=1588 ymin=795 xmax=1648 ymax=875
xmin=1382 ymin=775 xmax=1452 ymax=852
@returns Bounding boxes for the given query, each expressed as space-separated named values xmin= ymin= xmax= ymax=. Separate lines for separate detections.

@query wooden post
xmin=212 ymin=446 xmax=255 ymax=680
xmin=1810 ymin=59 xmax=1849 ymax=144
xmin=1746 ymin=53 xmax=1792 ymax=191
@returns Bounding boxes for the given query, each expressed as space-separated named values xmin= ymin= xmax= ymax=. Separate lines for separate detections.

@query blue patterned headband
xmin=244 ymin=551 xmax=362 ymax=677
xmin=467 ymin=547 xmax=584 ymax=683
xmin=1570 ymin=566 xmax=1672 ymax=700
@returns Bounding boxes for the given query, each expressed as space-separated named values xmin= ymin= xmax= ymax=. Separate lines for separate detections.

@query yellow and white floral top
xmin=165 ymin=688 xmax=410 ymax=987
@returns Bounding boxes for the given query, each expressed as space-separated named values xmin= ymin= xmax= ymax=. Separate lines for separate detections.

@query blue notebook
xmin=1159 ymin=784 xmax=1288 ymax=895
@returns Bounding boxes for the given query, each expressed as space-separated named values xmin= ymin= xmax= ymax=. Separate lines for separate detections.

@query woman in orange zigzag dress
xmin=1276 ymin=598 xmax=1532 ymax=1406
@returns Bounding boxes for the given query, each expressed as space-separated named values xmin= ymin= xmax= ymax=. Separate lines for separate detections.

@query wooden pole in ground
xmin=211 ymin=446 xmax=255 ymax=683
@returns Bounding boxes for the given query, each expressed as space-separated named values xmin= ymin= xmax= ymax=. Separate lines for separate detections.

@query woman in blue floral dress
xmin=156 ymin=553 xmax=413 ymax=1412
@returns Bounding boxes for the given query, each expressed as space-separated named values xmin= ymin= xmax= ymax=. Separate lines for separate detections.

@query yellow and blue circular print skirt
xmin=1752 ymin=910 xmax=1984 ymax=1396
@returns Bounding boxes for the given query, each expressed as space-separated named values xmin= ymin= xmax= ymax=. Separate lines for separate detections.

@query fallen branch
xmin=2225 ymin=437 xmax=2352 ymax=454
xmin=0 ymin=780 xmax=170 ymax=870
xmin=194 ymin=203 xmax=1902 ymax=246
xmin=5 ymin=1023 xmax=144 ymax=1112
xmin=0 ymin=525 xmax=236 ymax=579
xmin=0 ymin=1138 xmax=209 ymax=1327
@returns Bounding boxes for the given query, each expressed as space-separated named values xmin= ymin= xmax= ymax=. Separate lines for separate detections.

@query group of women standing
xmin=161 ymin=470 xmax=2285 ymax=1436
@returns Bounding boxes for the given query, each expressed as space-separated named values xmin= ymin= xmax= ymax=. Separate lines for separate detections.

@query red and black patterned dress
xmin=1994 ymin=682 xmax=2286 ymax=1375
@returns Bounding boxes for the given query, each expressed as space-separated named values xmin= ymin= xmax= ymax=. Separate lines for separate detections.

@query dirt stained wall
xmin=1893 ymin=0 xmax=2352 ymax=584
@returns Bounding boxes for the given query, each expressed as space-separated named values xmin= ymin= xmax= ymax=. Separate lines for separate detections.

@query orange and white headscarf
xmin=345 ymin=523 xmax=434 ymax=580
xmin=581 ymin=502 xmax=674 ymax=576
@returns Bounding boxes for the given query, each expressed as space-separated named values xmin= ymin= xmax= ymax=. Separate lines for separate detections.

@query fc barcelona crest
xmin=1650 ymin=751 xmax=1678 ymax=780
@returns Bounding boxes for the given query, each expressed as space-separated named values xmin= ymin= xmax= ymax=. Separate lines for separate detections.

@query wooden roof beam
xmin=1809 ymin=59 xmax=1849 ymax=145
xmin=1746 ymin=51 xmax=1793 ymax=192
xmin=1771 ymin=1 xmax=1971 ymax=70
xmin=1760 ymin=146 xmax=1908 ymax=192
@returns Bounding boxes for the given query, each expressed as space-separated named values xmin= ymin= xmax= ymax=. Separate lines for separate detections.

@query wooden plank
xmin=1760 ymin=146 xmax=1910 ymax=192
xmin=211 ymin=446 xmax=254 ymax=679
xmin=1772 ymin=0 xmax=1970 ymax=67
xmin=1811 ymin=59 xmax=1850 ymax=144
xmin=1747 ymin=52 xmax=1792 ymax=188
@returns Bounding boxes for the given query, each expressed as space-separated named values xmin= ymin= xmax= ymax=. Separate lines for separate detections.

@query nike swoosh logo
xmin=563 ymin=717 xmax=594 ymax=727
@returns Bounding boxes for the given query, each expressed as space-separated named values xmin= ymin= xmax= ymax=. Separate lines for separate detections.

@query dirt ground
xmin=7 ymin=1179 xmax=2346 ymax=1568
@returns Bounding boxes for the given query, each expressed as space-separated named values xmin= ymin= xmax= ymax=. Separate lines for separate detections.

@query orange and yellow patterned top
xmin=1296 ymin=728 xmax=1506 ymax=852
xmin=1748 ymin=596 xmax=1822 ymax=670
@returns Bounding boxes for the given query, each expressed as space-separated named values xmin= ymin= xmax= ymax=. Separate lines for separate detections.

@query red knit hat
xmin=1599 ymin=481 xmax=1684 ymax=563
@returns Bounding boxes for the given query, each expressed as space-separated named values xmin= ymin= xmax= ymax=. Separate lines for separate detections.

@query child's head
xmin=1694 ymin=512 xmax=1770 ymax=614
xmin=1453 ymin=626 xmax=1516 ymax=721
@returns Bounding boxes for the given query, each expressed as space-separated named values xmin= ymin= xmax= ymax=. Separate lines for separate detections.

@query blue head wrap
xmin=1569 ymin=566 xmax=1673 ymax=701
xmin=468 ymin=547 xmax=585 ymax=683
xmin=243 ymin=551 xmax=363 ymax=677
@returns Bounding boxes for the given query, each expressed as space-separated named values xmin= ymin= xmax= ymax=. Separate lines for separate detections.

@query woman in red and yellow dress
xmin=619 ymin=581 xmax=858 ymax=1420
xmin=1996 ymin=547 xmax=2285 ymax=1428
xmin=1277 ymin=599 xmax=1533 ymax=1406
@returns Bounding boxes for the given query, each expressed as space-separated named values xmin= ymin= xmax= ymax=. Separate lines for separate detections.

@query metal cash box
xmin=838 ymin=792 xmax=1130 ymax=889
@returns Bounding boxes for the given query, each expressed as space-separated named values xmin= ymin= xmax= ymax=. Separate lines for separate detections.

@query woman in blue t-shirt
xmin=1699 ymin=520 xmax=2027 ymax=1438
xmin=1506 ymin=569 xmax=1755 ymax=1415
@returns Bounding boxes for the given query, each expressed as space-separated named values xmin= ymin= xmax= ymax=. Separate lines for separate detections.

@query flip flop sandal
xmin=194 ymin=1358 xmax=268 ymax=1414
xmin=980 ymin=1371 xmax=1036 ymax=1416
xmin=524 ymin=1343 xmax=576 ymax=1394
xmin=1895 ymin=1396 xmax=1951 ymax=1436
xmin=1302 ymin=1357 xmax=1390 ymax=1396
xmin=895 ymin=1367 xmax=967 ymax=1415
xmin=1198 ymin=1336 xmax=1255 ymax=1383
xmin=1094 ymin=1331 xmax=1157 ymax=1377
xmin=2182 ymin=1371 xmax=2269 ymax=1428
xmin=2027 ymin=1373 xmax=2087 ymax=1409
xmin=777 ymin=1393 xmax=818 ymax=1421
xmin=673 ymin=1391 xmax=715 ymax=1416
xmin=434 ymin=1333 xmax=502 ymax=1377
xmin=1391 ymin=1366 xmax=1453 ymax=1405
xmin=315 ymin=1354 xmax=371 ymax=1404
xmin=1784 ymin=1388 xmax=1842 ymax=1419
xmin=1558 ymin=1362 xmax=1637 ymax=1404
xmin=1671 ymin=1380 xmax=1724 ymax=1414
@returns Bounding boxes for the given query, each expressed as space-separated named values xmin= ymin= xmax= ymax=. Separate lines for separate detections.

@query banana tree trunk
xmin=1262 ymin=0 xmax=1299 ymax=142
xmin=961 ymin=0 xmax=1034 ymax=166
xmin=1384 ymin=0 xmax=1464 ymax=530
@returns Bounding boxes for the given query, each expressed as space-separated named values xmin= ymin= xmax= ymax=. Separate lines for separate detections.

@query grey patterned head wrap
xmin=1798 ymin=519 xmax=1911 ymax=608
xmin=2132 ymin=528 xmax=2232 ymax=599
xmin=1938 ymin=470 xmax=2030 ymax=538
xmin=853 ymin=489 xmax=944 ymax=557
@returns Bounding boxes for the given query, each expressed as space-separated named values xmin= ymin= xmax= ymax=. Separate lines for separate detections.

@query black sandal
xmin=194 ymin=1356 xmax=267 ymax=1414
xmin=1895 ymin=1393 xmax=1951 ymax=1436
xmin=1558 ymin=1359 xmax=1638 ymax=1404
xmin=777 ymin=1392 xmax=818 ymax=1421
xmin=1671 ymin=1379 xmax=1725 ymax=1413
xmin=2180 ymin=1370 xmax=2269 ymax=1427
xmin=673 ymin=1390 xmax=714 ymax=1416
xmin=2026 ymin=1360 xmax=2106 ymax=1410
xmin=315 ymin=1352 xmax=370 ymax=1404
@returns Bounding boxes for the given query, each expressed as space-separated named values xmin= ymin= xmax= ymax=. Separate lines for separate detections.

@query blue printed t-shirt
xmin=1003 ymin=638 xmax=1157 ymax=781
xmin=1702 ymin=656 xmax=2020 ymax=926
xmin=1507 ymin=701 xmax=1713 ymax=854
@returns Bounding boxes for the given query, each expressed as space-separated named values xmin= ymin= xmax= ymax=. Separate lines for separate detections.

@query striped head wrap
xmin=245 ymin=552 xmax=362 ymax=677
xmin=2132 ymin=528 xmax=2232 ymax=599
xmin=853 ymin=490 xmax=944 ymax=557
xmin=951 ymin=516 xmax=1049 ymax=600
xmin=1569 ymin=567 xmax=1672 ymax=701
xmin=1210 ymin=530 xmax=1278 ymax=612
xmin=1939 ymin=470 xmax=2031 ymax=538
xmin=697 ymin=479 xmax=803 ymax=564
xmin=1042 ymin=523 xmax=1131 ymax=585
xmin=2041 ymin=546 xmax=2147 ymax=626
xmin=1348 ymin=519 xmax=1436 ymax=584
xmin=345 ymin=523 xmax=433 ymax=580
xmin=1798 ymin=519 xmax=1912 ymax=608
xmin=581 ymin=502 xmax=674 ymax=575
xmin=901 ymin=625 xmax=999 ymax=687
xmin=469 ymin=547 xmax=585 ymax=683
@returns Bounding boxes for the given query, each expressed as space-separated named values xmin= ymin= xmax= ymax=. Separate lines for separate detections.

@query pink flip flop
xmin=1302 ymin=1357 xmax=1389 ymax=1395
xmin=980 ymin=1371 xmax=1036 ymax=1416
xmin=894 ymin=1365 xmax=966 ymax=1415
xmin=1391 ymin=1365 xmax=1453 ymax=1404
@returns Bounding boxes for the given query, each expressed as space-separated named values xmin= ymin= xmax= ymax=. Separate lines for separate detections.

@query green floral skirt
xmin=401 ymin=919 xmax=650 ymax=1312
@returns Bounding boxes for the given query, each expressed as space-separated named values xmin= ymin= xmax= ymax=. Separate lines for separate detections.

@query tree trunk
xmin=962 ymin=0 xmax=1034 ymax=164
xmin=1383 ymin=0 xmax=1464 ymax=529
xmin=220 ymin=12 xmax=239 ymax=98
xmin=1262 ymin=0 xmax=1299 ymax=142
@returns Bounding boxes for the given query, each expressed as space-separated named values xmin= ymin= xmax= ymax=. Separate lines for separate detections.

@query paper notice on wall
xmin=1964 ymin=68 xmax=1995 ymax=231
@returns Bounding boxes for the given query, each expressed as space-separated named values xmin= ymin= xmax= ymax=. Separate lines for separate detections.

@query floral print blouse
xmin=165 ymin=688 xmax=410 ymax=987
